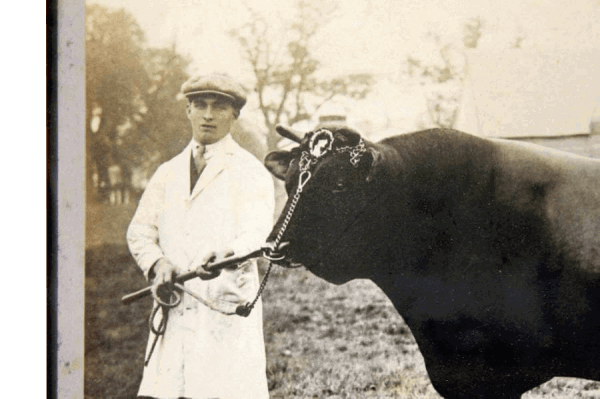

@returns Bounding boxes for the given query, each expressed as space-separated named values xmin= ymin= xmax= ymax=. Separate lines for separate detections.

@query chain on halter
xmin=267 ymin=150 xmax=313 ymax=258
xmin=336 ymin=138 xmax=366 ymax=167
xmin=241 ymin=130 xmax=369 ymax=320
xmin=266 ymin=128 xmax=367 ymax=264
xmin=234 ymin=260 xmax=274 ymax=317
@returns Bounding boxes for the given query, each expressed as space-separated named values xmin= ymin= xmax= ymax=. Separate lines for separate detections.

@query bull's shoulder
xmin=372 ymin=128 xmax=498 ymax=193
xmin=378 ymin=128 xmax=485 ymax=149
xmin=377 ymin=128 xmax=496 ymax=165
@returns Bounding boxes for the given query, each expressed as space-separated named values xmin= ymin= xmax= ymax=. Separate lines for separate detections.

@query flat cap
xmin=181 ymin=73 xmax=247 ymax=109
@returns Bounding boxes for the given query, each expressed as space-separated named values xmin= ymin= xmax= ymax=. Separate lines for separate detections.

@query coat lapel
xmin=189 ymin=137 xmax=236 ymax=200
xmin=190 ymin=156 xmax=225 ymax=200
xmin=171 ymin=142 xmax=194 ymax=201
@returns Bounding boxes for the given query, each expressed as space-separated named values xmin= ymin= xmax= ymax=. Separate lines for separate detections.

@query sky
xmin=89 ymin=0 xmax=600 ymax=75
xmin=88 ymin=0 xmax=600 ymax=133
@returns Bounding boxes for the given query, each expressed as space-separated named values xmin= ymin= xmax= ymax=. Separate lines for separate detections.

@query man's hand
xmin=152 ymin=257 xmax=179 ymax=288
xmin=196 ymin=248 xmax=235 ymax=280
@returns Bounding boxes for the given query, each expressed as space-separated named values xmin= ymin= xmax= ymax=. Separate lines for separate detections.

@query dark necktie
xmin=190 ymin=144 xmax=206 ymax=193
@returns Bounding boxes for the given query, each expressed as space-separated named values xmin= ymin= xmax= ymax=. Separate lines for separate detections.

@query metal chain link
xmin=235 ymin=260 xmax=273 ymax=317
xmin=335 ymin=138 xmax=366 ymax=167
xmin=273 ymin=151 xmax=313 ymax=249
xmin=273 ymin=189 xmax=302 ymax=249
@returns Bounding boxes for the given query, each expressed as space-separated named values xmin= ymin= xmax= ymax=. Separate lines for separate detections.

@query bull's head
xmin=264 ymin=124 xmax=383 ymax=284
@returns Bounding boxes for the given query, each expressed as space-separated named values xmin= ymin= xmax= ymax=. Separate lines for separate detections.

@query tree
xmin=86 ymin=4 xmax=148 ymax=200
xmin=230 ymin=0 xmax=374 ymax=150
xmin=134 ymin=46 xmax=191 ymax=167
xmin=86 ymin=4 xmax=191 ymax=202
xmin=406 ymin=18 xmax=481 ymax=129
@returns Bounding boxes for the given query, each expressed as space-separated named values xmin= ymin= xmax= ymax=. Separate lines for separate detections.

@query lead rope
xmin=145 ymin=288 xmax=181 ymax=366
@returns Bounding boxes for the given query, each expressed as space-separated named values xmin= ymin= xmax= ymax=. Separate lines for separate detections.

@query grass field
xmin=85 ymin=203 xmax=599 ymax=398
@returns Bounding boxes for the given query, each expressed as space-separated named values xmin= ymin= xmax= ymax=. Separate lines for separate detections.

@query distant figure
xmin=107 ymin=164 xmax=131 ymax=205
xmin=107 ymin=164 xmax=123 ymax=205
xmin=127 ymin=73 xmax=274 ymax=399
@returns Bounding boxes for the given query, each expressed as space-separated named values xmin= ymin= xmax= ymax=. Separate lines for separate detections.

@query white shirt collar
xmin=192 ymin=134 xmax=233 ymax=160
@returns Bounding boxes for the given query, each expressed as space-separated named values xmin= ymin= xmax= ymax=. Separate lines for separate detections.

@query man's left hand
xmin=196 ymin=248 xmax=235 ymax=280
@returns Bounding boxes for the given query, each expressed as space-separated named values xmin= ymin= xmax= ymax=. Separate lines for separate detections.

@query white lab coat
xmin=127 ymin=135 xmax=274 ymax=399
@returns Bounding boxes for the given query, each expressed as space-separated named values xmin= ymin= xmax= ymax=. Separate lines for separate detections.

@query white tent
xmin=456 ymin=49 xmax=600 ymax=138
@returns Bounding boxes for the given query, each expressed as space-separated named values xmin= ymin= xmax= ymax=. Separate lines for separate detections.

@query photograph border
xmin=55 ymin=0 xmax=85 ymax=397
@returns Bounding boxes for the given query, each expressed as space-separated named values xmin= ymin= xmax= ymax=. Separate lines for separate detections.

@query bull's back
xmin=491 ymin=138 xmax=600 ymax=274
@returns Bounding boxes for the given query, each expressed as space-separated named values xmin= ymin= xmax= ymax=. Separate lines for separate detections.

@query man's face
xmin=186 ymin=95 xmax=237 ymax=145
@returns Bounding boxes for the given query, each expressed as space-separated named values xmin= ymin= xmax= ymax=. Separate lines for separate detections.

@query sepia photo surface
xmin=58 ymin=0 xmax=600 ymax=397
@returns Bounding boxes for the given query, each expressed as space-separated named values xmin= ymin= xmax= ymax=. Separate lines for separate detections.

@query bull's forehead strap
xmin=307 ymin=128 xmax=367 ymax=167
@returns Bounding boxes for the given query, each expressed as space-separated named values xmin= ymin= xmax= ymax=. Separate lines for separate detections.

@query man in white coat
xmin=127 ymin=73 xmax=274 ymax=399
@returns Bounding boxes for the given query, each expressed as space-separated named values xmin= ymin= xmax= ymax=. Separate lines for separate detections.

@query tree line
xmin=86 ymin=4 xmax=191 ymax=202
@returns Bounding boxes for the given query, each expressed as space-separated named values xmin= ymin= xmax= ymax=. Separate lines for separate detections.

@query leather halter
xmin=266 ymin=129 xmax=368 ymax=264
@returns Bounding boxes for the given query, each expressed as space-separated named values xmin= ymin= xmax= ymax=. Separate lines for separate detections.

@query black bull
xmin=264 ymin=125 xmax=600 ymax=399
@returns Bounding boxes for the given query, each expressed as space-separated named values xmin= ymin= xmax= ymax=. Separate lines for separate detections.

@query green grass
xmin=84 ymin=203 xmax=599 ymax=398
xmin=260 ymin=267 xmax=440 ymax=399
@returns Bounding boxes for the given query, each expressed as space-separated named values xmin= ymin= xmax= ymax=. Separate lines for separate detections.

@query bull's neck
xmin=364 ymin=130 xmax=496 ymax=297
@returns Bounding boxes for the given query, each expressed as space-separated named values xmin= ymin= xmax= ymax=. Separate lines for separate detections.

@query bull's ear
xmin=366 ymin=147 xmax=382 ymax=183
xmin=264 ymin=151 xmax=293 ymax=180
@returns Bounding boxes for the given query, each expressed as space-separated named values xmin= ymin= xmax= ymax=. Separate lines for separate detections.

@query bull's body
xmin=265 ymin=126 xmax=600 ymax=399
